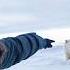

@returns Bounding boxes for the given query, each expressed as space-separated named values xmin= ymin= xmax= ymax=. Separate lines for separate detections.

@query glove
xmin=44 ymin=39 xmax=55 ymax=48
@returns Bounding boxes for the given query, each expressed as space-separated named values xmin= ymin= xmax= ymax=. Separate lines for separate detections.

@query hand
xmin=44 ymin=39 xmax=55 ymax=48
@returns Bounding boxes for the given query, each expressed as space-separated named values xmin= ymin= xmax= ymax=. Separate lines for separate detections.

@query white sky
xmin=0 ymin=0 xmax=68 ymax=33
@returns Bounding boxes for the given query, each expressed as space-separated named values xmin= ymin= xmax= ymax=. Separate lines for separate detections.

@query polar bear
xmin=65 ymin=40 xmax=70 ymax=60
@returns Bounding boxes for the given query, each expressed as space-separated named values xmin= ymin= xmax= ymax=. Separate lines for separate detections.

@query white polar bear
xmin=65 ymin=40 xmax=70 ymax=60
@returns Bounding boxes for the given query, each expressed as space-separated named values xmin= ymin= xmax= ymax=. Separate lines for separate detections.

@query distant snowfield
xmin=0 ymin=28 xmax=69 ymax=70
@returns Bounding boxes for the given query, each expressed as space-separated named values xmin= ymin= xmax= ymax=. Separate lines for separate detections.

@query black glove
xmin=44 ymin=39 xmax=55 ymax=48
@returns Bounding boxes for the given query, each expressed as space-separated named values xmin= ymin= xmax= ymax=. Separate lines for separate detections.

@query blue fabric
xmin=0 ymin=33 xmax=55 ymax=69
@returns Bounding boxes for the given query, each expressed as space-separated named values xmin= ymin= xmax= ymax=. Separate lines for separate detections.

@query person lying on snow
xmin=0 ymin=33 xmax=55 ymax=69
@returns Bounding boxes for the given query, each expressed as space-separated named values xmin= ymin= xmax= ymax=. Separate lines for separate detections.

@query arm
xmin=0 ymin=33 xmax=55 ymax=69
